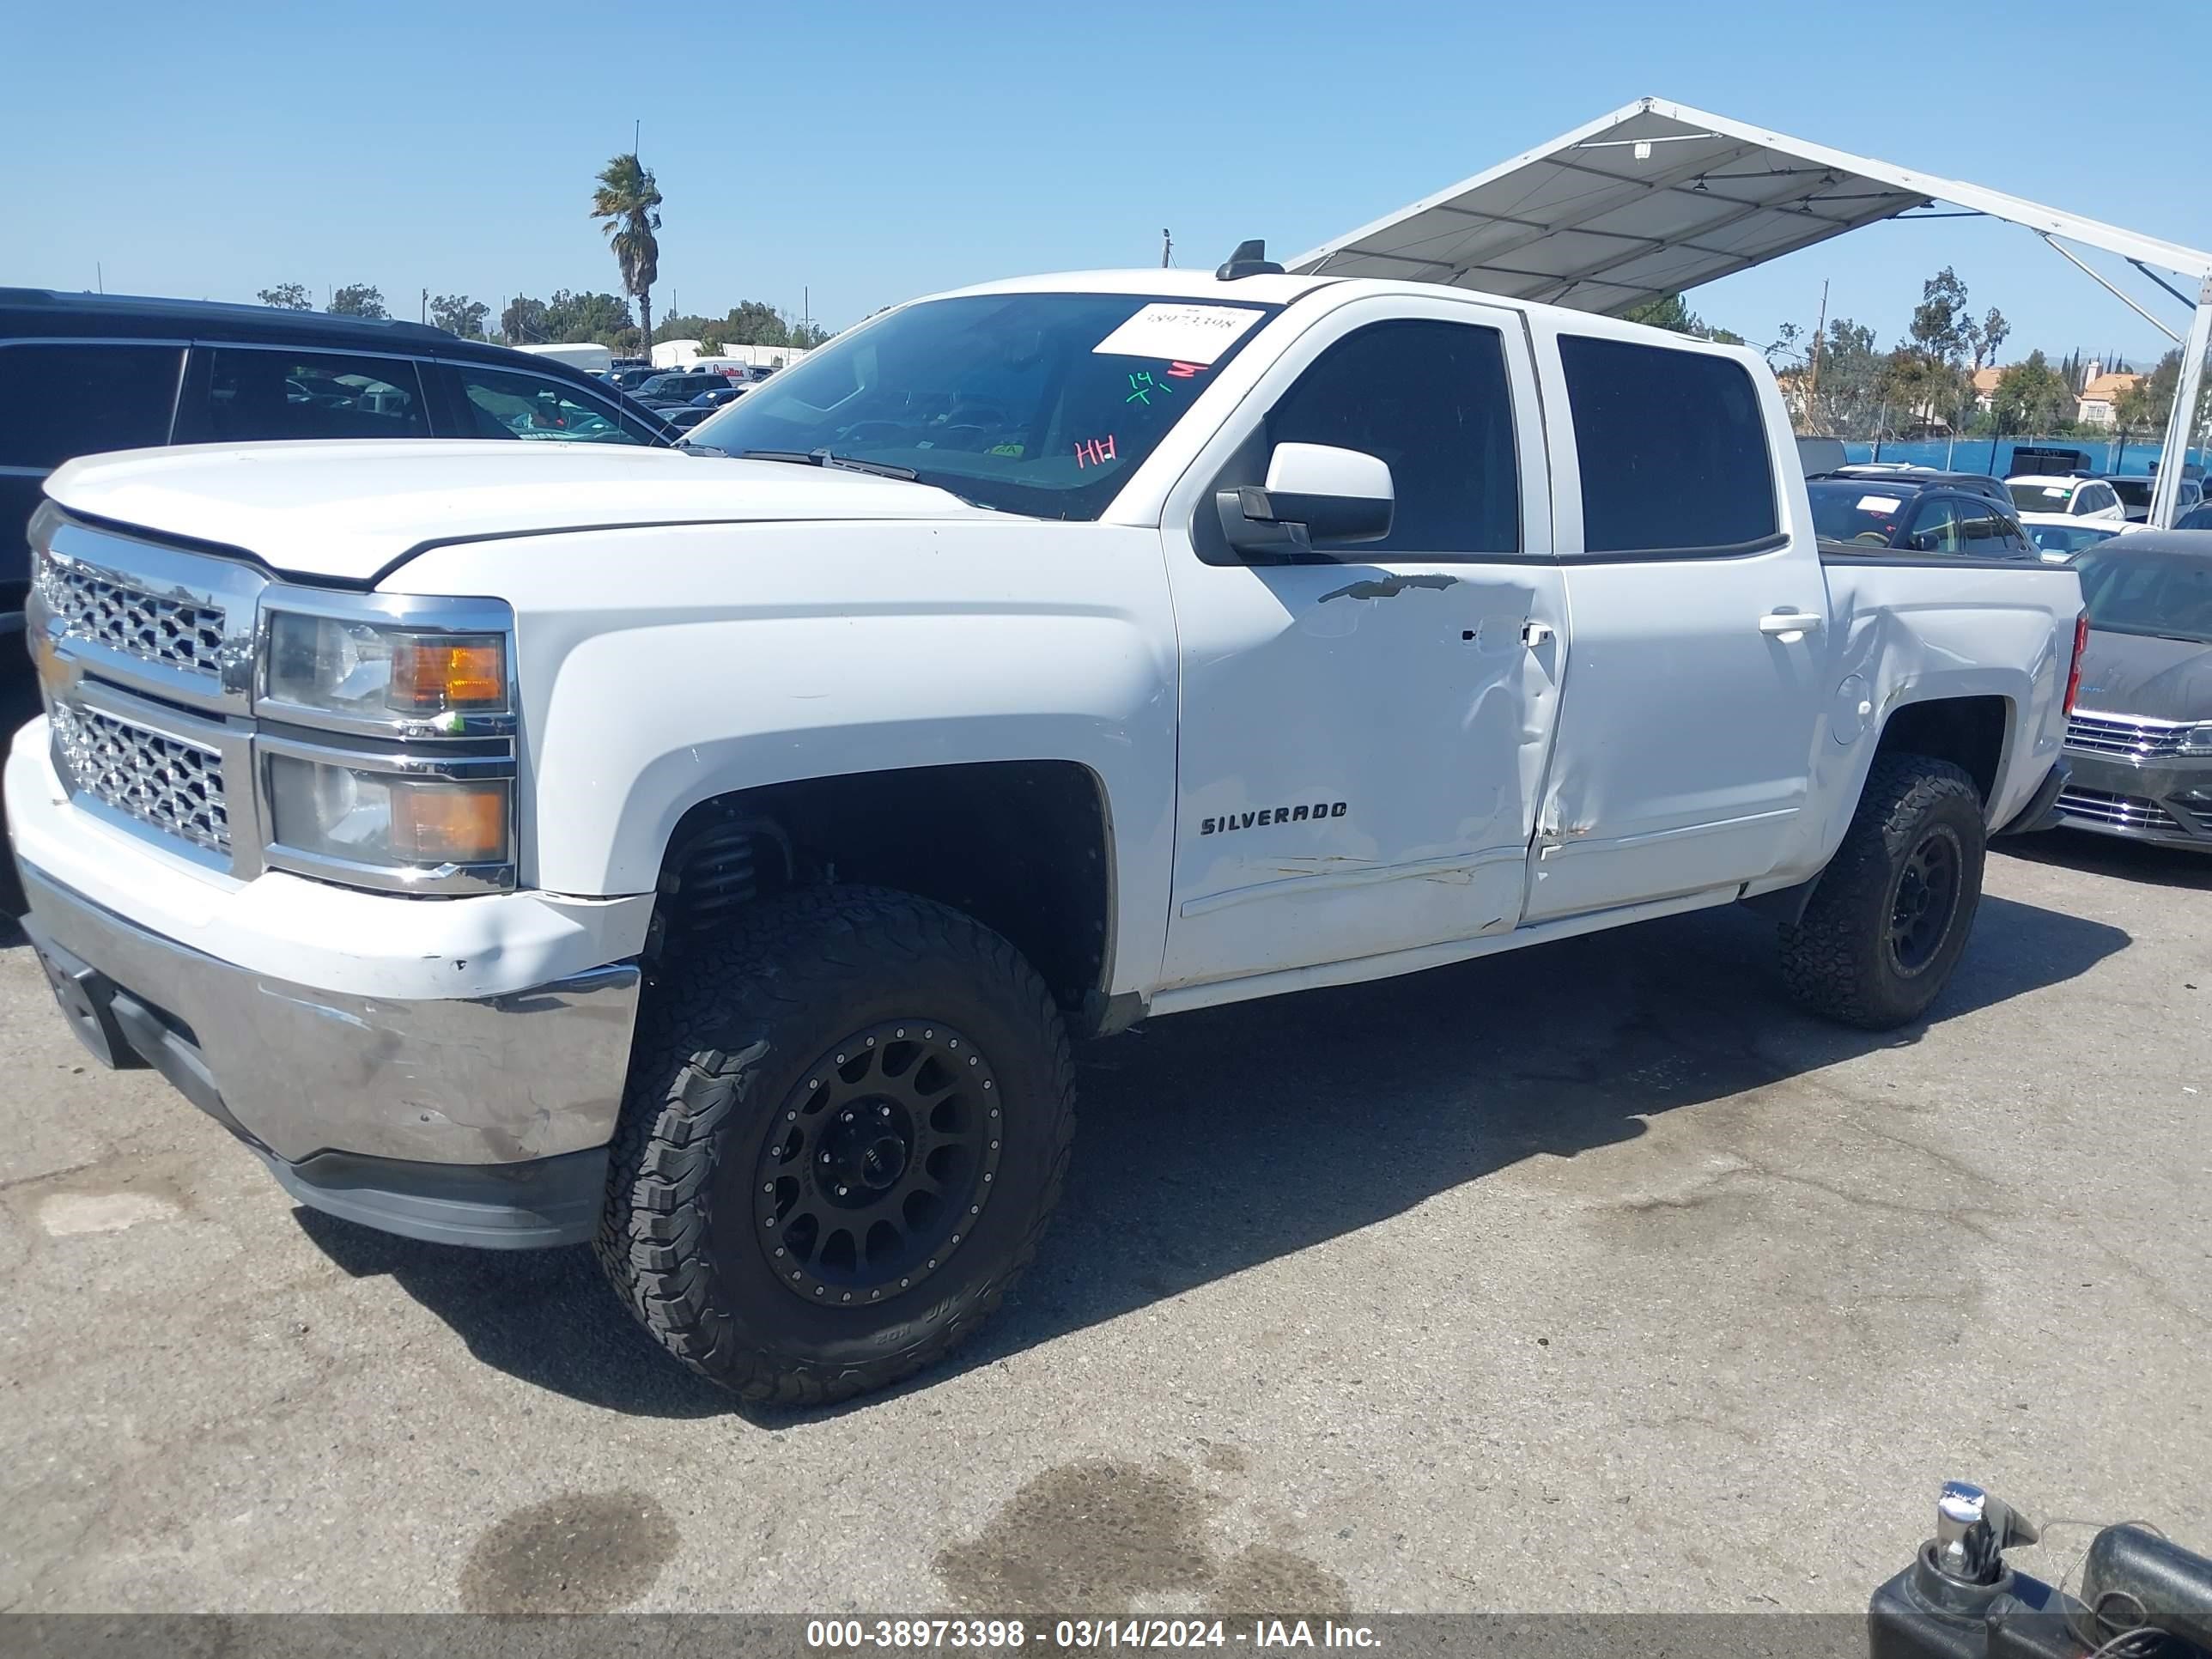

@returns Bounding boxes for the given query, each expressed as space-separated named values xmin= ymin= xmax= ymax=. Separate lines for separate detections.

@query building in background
xmin=2077 ymin=365 xmax=2143 ymax=427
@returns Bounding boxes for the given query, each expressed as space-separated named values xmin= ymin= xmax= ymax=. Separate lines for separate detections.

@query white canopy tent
xmin=1289 ymin=97 xmax=2212 ymax=526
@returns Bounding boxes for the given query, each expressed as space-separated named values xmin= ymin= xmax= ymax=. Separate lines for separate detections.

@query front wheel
xmin=1779 ymin=755 xmax=1986 ymax=1030
xmin=596 ymin=886 xmax=1076 ymax=1404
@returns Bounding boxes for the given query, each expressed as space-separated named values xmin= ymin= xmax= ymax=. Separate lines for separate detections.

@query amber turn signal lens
xmin=393 ymin=781 xmax=511 ymax=864
xmin=392 ymin=637 xmax=506 ymax=712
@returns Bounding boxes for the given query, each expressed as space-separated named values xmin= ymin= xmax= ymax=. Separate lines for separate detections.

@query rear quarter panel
xmin=1760 ymin=554 xmax=2081 ymax=885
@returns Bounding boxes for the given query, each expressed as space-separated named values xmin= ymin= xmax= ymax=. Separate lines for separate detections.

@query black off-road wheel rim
xmin=750 ymin=1020 xmax=1003 ymax=1307
xmin=1887 ymin=825 xmax=1962 ymax=975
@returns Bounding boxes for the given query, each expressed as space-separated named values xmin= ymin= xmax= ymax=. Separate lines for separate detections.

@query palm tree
xmin=590 ymin=153 xmax=662 ymax=360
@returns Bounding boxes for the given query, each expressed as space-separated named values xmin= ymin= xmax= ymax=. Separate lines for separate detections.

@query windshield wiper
xmin=740 ymin=447 xmax=918 ymax=481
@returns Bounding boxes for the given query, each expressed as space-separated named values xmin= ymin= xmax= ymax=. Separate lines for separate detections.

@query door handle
xmin=1758 ymin=609 xmax=1823 ymax=641
xmin=1521 ymin=621 xmax=1555 ymax=648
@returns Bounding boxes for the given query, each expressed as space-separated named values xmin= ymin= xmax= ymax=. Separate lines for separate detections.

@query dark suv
xmin=632 ymin=369 xmax=734 ymax=409
xmin=0 ymin=289 xmax=676 ymax=909
xmin=1804 ymin=470 xmax=2038 ymax=560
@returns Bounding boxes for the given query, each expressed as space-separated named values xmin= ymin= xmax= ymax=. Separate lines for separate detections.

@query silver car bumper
xmin=17 ymin=860 xmax=641 ymax=1248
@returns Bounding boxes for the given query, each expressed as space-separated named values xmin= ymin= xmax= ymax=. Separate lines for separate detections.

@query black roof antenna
xmin=1217 ymin=240 xmax=1285 ymax=281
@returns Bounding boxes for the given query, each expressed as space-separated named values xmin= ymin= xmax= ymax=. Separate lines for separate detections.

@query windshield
xmin=2074 ymin=547 xmax=2212 ymax=644
xmin=1807 ymin=481 xmax=1905 ymax=545
xmin=2026 ymin=521 xmax=2119 ymax=557
xmin=684 ymin=291 xmax=1283 ymax=519
xmin=2009 ymin=481 xmax=2076 ymax=512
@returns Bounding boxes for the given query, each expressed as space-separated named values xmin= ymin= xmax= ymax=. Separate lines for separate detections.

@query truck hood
xmin=2075 ymin=629 xmax=2212 ymax=724
xmin=43 ymin=440 xmax=998 ymax=583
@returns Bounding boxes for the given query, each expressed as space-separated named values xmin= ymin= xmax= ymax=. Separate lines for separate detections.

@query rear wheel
xmin=1779 ymin=755 xmax=1986 ymax=1030
xmin=596 ymin=885 xmax=1075 ymax=1404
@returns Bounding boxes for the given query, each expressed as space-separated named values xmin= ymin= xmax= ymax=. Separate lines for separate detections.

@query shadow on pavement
xmin=1996 ymin=827 xmax=2212 ymax=891
xmin=290 ymin=891 xmax=2128 ymax=1422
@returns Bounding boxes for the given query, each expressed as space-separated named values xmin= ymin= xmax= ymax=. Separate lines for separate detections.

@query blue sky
xmin=9 ymin=0 xmax=2207 ymax=367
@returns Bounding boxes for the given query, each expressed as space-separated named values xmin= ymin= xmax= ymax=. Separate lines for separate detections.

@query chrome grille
xmin=35 ymin=551 xmax=228 ymax=679
xmin=2064 ymin=712 xmax=2193 ymax=759
xmin=2056 ymin=787 xmax=2185 ymax=836
xmin=49 ymin=702 xmax=230 ymax=853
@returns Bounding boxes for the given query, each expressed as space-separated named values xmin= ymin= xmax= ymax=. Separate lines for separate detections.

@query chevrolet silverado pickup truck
xmin=7 ymin=263 xmax=2083 ymax=1403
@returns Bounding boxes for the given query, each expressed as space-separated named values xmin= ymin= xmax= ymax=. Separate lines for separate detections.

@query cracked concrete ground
xmin=0 ymin=830 xmax=2205 ymax=1614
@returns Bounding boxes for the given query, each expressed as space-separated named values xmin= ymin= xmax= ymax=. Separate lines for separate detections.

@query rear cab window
xmin=1555 ymin=334 xmax=1778 ymax=556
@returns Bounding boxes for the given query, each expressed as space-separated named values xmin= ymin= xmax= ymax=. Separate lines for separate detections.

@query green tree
xmin=429 ymin=294 xmax=489 ymax=339
xmin=1623 ymin=293 xmax=1698 ymax=333
xmin=2126 ymin=348 xmax=2212 ymax=437
xmin=1787 ymin=320 xmax=1875 ymax=442
xmin=1990 ymin=351 xmax=2075 ymax=435
xmin=790 ymin=320 xmax=833 ymax=349
xmin=328 ymin=284 xmax=387 ymax=319
xmin=721 ymin=300 xmax=789 ymax=347
xmin=257 ymin=283 xmax=311 ymax=311
xmin=543 ymin=289 xmax=635 ymax=344
xmin=651 ymin=313 xmax=718 ymax=344
xmin=1885 ymin=266 xmax=1978 ymax=432
xmin=1623 ymin=292 xmax=1741 ymax=344
xmin=590 ymin=153 xmax=663 ymax=359
xmin=1971 ymin=307 xmax=2010 ymax=371
xmin=501 ymin=295 xmax=550 ymax=344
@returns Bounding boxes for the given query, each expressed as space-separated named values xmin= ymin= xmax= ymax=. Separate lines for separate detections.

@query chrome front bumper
xmin=2056 ymin=750 xmax=2212 ymax=850
xmin=17 ymin=861 xmax=642 ymax=1245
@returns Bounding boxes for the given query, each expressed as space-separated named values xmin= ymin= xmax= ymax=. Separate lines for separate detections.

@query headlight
xmin=2180 ymin=723 xmax=2212 ymax=755
xmin=265 ymin=753 xmax=512 ymax=872
xmin=264 ymin=612 xmax=508 ymax=725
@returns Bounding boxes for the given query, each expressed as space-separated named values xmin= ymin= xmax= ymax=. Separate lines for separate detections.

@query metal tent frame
xmin=1288 ymin=97 xmax=2212 ymax=526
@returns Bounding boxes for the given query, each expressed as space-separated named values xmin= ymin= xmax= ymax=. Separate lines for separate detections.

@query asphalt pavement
xmin=1 ymin=831 xmax=2205 ymax=1615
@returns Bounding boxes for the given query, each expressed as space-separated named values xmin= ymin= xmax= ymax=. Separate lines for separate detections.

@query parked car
xmin=0 ymin=288 xmax=678 ymax=912
xmin=662 ymin=405 xmax=718 ymax=430
xmin=2107 ymin=475 xmax=2204 ymax=524
xmin=1820 ymin=465 xmax=2015 ymax=510
xmin=634 ymin=370 xmax=732 ymax=408
xmin=690 ymin=385 xmax=746 ymax=409
xmin=2055 ymin=531 xmax=2212 ymax=849
xmin=2179 ymin=502 xmax=2212 ymax=532
xmin=1805 ymin=475 xmax=2039 ymax=558
xmin=606 ymin=367 xmax=660 ymax=392
xmin=9 ymin=268 xmax=2081 ymax=1401
xmin=2019 ymin=517 xmax=2124 ymax=562
xmin=2007 ymin=474 xmax=2128 ymax=523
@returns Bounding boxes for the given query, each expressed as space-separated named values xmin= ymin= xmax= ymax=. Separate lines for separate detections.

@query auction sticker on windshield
xmin=1094 ymin=303 xmax=1267 ymax=365
xmin=1857 ymin=495 xmax=1903 ymax=513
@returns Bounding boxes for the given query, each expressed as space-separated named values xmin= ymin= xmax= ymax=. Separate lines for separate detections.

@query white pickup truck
xmin=9 ymin=262 xmax=2083 ymax=1402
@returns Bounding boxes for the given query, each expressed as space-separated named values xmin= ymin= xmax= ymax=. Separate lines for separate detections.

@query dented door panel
xmin=1152 ymin=291 xmax=1564 ymax=991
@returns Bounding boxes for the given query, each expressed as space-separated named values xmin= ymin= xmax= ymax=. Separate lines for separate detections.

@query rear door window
xmin=0 ymin=341 xmax=183 ymax=468
xmin=448 ymin=362 xmax=652 ymax=443
xmin=1557 ymin=335 xmax=1778 ymax=556
xmin=182 ymin=348 xmax=429 ymax=442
